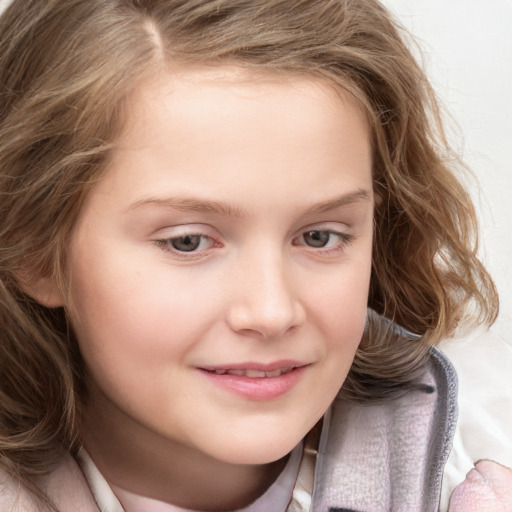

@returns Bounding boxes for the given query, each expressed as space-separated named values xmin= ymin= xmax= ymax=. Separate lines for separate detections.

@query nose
xmin=225 ymin=251 xmax=305 ymax=339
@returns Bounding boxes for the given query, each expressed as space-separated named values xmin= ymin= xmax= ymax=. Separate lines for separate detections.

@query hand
xmin=448 ymin=460 xmax=512 ymax=512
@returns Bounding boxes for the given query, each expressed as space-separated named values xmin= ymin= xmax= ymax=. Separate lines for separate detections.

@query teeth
xmin=226 ymin=369 xmax=245 ymax=376
xmin=244 ymin=370 xmax=266 ymax=378
xmin=265 ymin=369 xmax=283 ymax=377
xmin=209 ymin=367 xmax=294 ymax=378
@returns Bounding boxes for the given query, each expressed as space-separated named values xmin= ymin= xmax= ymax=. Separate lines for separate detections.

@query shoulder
xmin=0 ymin=455 xmax=100 ymax=512
xmin=0 ymin=467 xmax=39 ymax=512
xmin=438 ymin=326 xmax=512 ymax=509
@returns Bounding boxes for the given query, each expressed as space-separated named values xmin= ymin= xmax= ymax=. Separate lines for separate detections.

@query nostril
xmin=226 ymin=304 xmax=304 ymax=339
xmin=225 ymin=264 xmax=305 ymax=337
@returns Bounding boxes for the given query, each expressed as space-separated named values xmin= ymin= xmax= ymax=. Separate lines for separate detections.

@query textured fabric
xmin=310 ymin=348 xmax=457 ymax=512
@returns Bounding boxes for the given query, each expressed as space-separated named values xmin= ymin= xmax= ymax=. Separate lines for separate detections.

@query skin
xmin=46 ymin=67 xmax=375 ymax=509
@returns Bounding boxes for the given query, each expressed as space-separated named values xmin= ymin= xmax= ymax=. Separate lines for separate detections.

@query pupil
xmin=171 ymin=235 xmax=201 ymax=252
xmin=304 ymin=230 xmax=329 ymax=247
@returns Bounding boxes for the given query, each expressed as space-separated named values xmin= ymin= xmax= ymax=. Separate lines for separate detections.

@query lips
xmin=198 ymin=361 xmax=308 ymax=401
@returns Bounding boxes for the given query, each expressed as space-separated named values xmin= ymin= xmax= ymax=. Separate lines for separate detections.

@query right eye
xmin=154 ymin=233 xmax=215 ymax=254
xmin=168 ymin=234 xmax=206 ymax=252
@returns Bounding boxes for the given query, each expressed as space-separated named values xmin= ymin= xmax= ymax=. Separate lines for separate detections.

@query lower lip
xmin=199 ymin=366 xmax=308 ymax=401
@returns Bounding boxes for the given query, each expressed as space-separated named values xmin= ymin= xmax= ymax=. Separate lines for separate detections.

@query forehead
xmin=91 ymin=65 xmax=373 ymax=212
xmin=117 ymin=64 xmax=368 ymax=147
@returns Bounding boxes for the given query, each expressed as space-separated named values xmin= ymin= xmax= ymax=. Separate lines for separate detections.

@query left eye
xmin=295 ymin=230 xmax=351 ymax=249
xmin=302 ymin=230 xmax=331 ymax=248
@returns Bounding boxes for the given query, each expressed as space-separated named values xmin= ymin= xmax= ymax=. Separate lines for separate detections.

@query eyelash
xmin=153 ymin=229 xmax=355 ymax=258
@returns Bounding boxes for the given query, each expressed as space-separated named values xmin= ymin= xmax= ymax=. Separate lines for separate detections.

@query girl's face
xmin=65 ymin=67 xmax=374 ymax=470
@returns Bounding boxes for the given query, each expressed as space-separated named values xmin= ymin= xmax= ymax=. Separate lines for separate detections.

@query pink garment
xmin=448 ymin=460 xmax=512 ymax=512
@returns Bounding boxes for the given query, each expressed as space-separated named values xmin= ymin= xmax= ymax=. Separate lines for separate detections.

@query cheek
xmin=308 ymin=253 xmax=372 ymax=337
xmin=66 ymin=250 xmax=218 ymax=377
xmin=67 ymin=269 xmax=213 ymax=417
xmin=303 ymin=254 xmax=371 ymax=385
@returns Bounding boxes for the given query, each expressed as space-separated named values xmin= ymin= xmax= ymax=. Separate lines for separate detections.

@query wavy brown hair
xmin=0 ymin=0 xmax=498 ymax=508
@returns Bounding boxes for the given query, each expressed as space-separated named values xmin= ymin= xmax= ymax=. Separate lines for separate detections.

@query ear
xmin=17 ymin=272 xmax=65 ymax=308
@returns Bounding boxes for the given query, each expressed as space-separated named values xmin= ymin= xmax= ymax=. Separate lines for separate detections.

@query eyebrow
xmin=127 ymin=196 xmax=245 ymax=217
xmin=127 ymin=188 xmax=371 ymax=217
xmin=304 ymin=189 xmax=371 ymax=214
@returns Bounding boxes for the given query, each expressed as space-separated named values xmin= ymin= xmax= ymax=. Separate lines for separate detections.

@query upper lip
xmin=198 ymin=360 xmax=307 ymax=372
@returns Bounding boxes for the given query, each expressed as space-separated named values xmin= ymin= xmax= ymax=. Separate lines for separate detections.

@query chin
xmin=211 ymin=428 xmax=306 ymax=466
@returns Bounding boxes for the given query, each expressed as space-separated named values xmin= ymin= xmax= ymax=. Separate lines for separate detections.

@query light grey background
xmin=1 ymin=0 xmax=510 ymax=340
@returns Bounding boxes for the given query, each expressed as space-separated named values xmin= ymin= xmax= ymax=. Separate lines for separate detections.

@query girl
xmin=0 ymin=1 xmax=509 ymax=511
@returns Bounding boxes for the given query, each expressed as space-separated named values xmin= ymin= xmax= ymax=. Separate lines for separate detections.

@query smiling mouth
xmin=198 ymin=362 xmax=308 ymax=400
